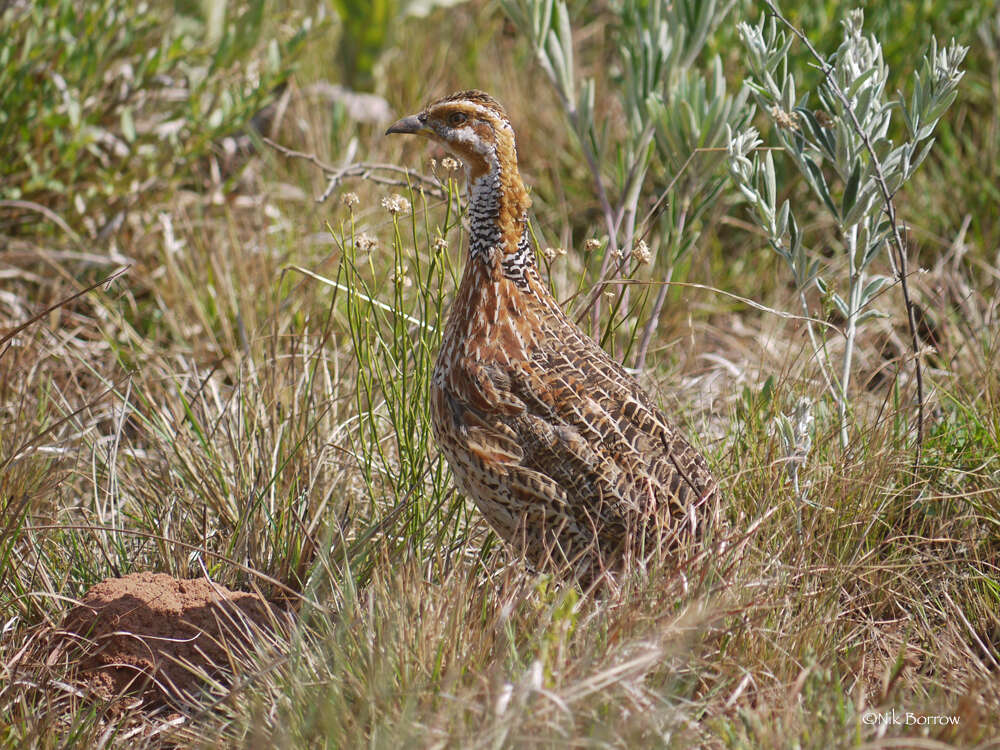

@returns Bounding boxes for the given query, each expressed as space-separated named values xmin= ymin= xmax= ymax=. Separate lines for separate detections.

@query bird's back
xmin=430 ymin=263 xmax=717 ymax=580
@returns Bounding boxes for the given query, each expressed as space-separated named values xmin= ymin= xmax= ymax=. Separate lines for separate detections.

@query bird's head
xmin=387 ymin=90 xmax=532 ymax=274
xmin=385 ymin=90 xmax=519 ymax=182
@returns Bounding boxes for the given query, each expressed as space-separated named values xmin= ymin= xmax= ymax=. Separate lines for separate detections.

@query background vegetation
xmin=1 ymin=0 xmax=998 ymax=746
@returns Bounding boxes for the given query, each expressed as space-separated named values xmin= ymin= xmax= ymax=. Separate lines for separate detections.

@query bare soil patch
xmin=59 ymin=572 xmax=280 ymax=707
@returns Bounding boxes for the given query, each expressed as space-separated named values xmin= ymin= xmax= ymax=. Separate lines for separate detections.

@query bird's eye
xmin=448 ymin=112 xmax=468 ymax=127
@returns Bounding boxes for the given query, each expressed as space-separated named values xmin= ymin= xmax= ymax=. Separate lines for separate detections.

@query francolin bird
xmin=386 ymin=90 xmax=717 ymax=584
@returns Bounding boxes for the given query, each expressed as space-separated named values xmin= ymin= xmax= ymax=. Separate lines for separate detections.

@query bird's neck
xmin=465 ymin=148 xmax=533 ymax=287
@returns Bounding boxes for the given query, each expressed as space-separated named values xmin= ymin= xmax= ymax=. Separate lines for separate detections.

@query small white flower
xmin=340 ymin=192 xmax=360 ymax=208
xmin=634 ymin=239 xmax=652 ymax=265
xmin=354 ymin=232 xmax=378 ymax=253
xmin=381 ymin=193 xmax=411 ymax=216
xmin=433 ymin=236 xmax=449 ymax=252
xmin=441 ymin=156 xmax=460 ymax=171
xmin=584 ymin=238 xmax=602 ymax=252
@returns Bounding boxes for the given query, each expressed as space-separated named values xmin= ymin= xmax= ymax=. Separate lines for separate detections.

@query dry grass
xmin=2 ymin=2 xmax=999 ymax=748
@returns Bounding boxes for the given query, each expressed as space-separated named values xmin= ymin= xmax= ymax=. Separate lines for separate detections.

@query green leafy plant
xmin=0 ymin=0 xmax=306 ymax=237
xmin=727 ymin=9 xmax=967 ymax=450
xmin=500 ymin=0 xmax=752 ymax=369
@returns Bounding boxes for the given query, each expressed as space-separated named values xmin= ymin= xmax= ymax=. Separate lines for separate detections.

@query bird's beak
xmin=385 ymin=114 xmax=429 ymax=136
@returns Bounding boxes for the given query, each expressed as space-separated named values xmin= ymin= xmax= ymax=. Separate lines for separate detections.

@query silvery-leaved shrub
xmin=727 ymin=8 xmax=966 ymax=450
xmin=500 ymin=0 xmax=752 ymax=369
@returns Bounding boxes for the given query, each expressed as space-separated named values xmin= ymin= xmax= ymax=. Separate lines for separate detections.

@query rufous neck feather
xmin=465 ymin=127 xmax=534 ymax=286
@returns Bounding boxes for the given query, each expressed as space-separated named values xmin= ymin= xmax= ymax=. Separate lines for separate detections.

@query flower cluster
xmin=381 ymin=193 xmax=411 ymax=216
xmin=354 ymin=233 xmax=378 ymax=253
xmin=633 ymin=239 xmax=652 ymax=265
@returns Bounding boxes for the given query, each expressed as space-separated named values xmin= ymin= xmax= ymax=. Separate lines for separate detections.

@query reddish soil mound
xmin=62 ymin=572 xmax=278 ymax=706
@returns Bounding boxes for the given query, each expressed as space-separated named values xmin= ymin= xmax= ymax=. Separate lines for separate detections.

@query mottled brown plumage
xmin=387 ymin=90 xmax=717 ymax=581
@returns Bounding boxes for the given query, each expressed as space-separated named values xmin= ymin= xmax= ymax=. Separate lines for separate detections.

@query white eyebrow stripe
xmin=431 ymin=100 xmax=508 ymax=129
xmin=464 ymin=102 xmax=500 ymax=120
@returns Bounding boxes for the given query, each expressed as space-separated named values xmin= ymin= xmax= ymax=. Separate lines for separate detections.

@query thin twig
xmin=261 ymin=136 xmax=447 ymax=202
xmin=0 ymin=266 xmax=130 ymax=353
xmin=571 ymin=249 xmax=639 ymax=326
xmin=633 ymin=269 xmax=673 ymax=373
xmin=565 ymin=111 xmax=622 ymax=339
xmin=318 ymin=166 xmax=447 ymax=203
xmin=573 ymin=278 xmax=846 ymax=336
xmin=637 ymin=147 xmax=786 ymax=246
xmin=615 ymin=124 xmax=657 ymax=356
xmin=261 ymin=135 xmax=338 ymax=172
xmin=633 ymin=211 xmax=683 ymax=373
xmin=763 ymin=0 xmax=925 ymax=466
